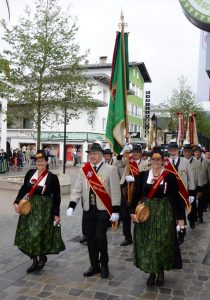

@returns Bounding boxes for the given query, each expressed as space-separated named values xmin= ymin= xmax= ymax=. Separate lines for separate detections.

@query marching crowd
xmin=13 ymin=141 xmax=210 ymax=289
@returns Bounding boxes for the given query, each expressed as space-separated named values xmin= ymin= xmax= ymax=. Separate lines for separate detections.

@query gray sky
xmin=0 ymin=0 xmax=201 ymax=104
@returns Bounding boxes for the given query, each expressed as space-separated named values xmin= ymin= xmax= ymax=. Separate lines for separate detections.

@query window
xmin=137 ymin=71 xmax=139 ymax=79
xmin=102 ymin=118 xmax=106 ymax=130
xmin=133 ymin=68 xmax=136 ymax=77
xmin=91 ymin=116 xmax=95 ymax=130
xmin=103 ymin=90 xmax=107 ymax=102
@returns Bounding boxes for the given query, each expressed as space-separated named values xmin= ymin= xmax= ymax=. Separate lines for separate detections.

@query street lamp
xmin=151 ymin=113 xmax=158 ymax=146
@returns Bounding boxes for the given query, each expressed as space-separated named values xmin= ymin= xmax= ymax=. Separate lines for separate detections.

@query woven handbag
xmin=135 ymin=202 xmax=150 ymax=223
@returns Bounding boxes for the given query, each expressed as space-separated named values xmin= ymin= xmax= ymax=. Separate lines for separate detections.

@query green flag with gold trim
xmin=105 ymin=31 xmax=129 ymax=155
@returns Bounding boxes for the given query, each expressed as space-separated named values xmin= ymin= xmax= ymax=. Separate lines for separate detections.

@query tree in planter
xmin=1 ymin=0 xmax=96 ymax=148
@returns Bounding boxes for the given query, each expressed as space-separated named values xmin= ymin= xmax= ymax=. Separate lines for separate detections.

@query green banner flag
xmin=105 ymin=31 xmax=129 ymax=155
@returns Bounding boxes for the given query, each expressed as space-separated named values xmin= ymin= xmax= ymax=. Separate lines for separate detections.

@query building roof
xmin=82 ymin=61 xmax=152 ymax=83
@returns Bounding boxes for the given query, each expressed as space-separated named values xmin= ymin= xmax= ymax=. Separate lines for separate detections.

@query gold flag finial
xmin=118 ymin=10 xmax=127 ymax=31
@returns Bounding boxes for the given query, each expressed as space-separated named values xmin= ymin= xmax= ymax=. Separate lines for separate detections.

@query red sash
xmin=82 ymin=162 xmax=112 ymax=215
xmin=164 ymin=158 xmax=190 ymax=209
xmin=29 ymin=169 xmax=48 ymax=197
xmin=147 ymin=169 xmax=169 ymax=200
xmin=129 ymin=157 xmax=140 ymax=177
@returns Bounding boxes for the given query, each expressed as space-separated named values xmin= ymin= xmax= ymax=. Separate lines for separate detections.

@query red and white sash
xmin=129 ymin=157 xmax=140 ymax=177
xmin=82 ymin=162 xmax=112 ymax=215
xmin=164 ymin=158 xmax=190 ymax=209
xmin=147 ymin=169 xmax=169 ymax=200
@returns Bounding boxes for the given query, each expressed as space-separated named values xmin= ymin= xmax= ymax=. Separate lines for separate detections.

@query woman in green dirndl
xmin=130 ymin=147 xmax=185 ymax=287
xmin=13 ymin=150 xmax=65 ymax=273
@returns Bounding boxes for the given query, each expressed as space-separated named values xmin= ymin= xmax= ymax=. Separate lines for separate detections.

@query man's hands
xmin=109 ymin=213 xmax=119 ymax=222
xmin=66 ymin=207 xmax=73 ymax=217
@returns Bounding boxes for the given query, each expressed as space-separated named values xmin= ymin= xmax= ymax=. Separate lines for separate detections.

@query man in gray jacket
xmin=67 ymin=143 xmax=121 ymax=279
xmin=183 ymin=144 xmax=203 ymax=226
xmin=168 ymin=142 xmax=195 ymax=228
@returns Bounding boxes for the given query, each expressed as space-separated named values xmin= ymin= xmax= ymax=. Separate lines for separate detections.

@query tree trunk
xmin=37 ymin=93 xmax=42 ymax=149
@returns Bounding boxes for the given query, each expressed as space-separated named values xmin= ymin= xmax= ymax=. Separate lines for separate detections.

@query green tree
xmin=1 ymin=0 xmax=96 ymax=148
xmin=167 ymin=75 xmax=210 ymax=139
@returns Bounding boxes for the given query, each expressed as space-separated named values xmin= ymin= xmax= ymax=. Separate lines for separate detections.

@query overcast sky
xmin=0 ymin=0 xmax=201 ymax=104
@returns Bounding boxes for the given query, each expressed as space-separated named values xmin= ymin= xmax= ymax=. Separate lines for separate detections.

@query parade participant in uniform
xmin=167 ymin=142 xmax=195 ymax=227
xmin=193 ymin=145 xmax=209 ymax=217
xmin=117 ymin=143 xmax=149 ymax=246
xmin=103 ymin=148 xmax=114 ymax=165
xmin=13 ymin=150 xmax=65 ymax=273
xmin=204 ymin=149 xmax=210 ymax=210
xmin=67 ymin=143 xmax=121 ymax=279
xmin=130 ymin=147 xmax=185 ymax=287
xmin=183 ymin=144 xmax=203 ymax=225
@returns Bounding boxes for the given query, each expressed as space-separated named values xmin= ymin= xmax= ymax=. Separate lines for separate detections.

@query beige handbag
xmin=18 ymin=194 xmax=31 ymax=215
xmin=135 ymin=202 xmax=150 ymax=223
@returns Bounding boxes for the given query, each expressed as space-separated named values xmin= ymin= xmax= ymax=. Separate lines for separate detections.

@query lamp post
xmin=63 ymin=103 xmax=67 ymax=174
xmin=151 ymin=113 xmax=158 ymax=146
xmin=63 ymin=88 xmax=72 ymax=174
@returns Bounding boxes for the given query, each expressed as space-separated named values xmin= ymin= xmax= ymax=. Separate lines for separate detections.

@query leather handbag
xmin=135 ymin=202 xmax=150 ymax=223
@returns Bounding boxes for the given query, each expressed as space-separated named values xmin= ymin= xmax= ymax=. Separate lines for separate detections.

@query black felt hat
xmin=31 ymin=149 xmax=48 ymax=159
xmin=150 ymin=146 xmax=164 ymax=159
xmin=86 ymin=143 xmax=103 ymax=153
xmin=103 ymin=148 xmax=113 ymax=155
xmin=168 ymin=142 xmax=179 ymax=150
xmin=193 ymin=145 xmax=202 ymax=152
xmin=183 ymin=144 xmax=193 ymax=150
xmin=132 ymin=143 xmax=142 ymax=152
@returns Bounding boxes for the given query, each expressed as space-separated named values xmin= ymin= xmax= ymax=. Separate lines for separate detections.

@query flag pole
xmin=119 ymin=12 xmax=133 ymax=205
xmin=119 ymin=11 xmax=129 ymax=142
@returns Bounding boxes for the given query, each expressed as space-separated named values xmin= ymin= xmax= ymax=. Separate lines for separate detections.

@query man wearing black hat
xmin=103 ymin=148 xmax=114 ymax=165
xmin=116 ymin=143 xmax=149 ymax=246
xmin=67 ymin=143 xmax=121 ymax=279
xmin=168 ymin=142 xmax=195 ymax=227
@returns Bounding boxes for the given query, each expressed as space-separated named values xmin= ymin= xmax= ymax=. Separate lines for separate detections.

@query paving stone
xmin=68 ymin=288 xmax=84 ymax=296
xmin=158 ymin=287 xmax=171 ymax=294
xmin=173 ymin=289 xmax=185 ymax=297
xmin=108 ymin=281 xmax=121 ymax=287
xmin=106 ymin=296 xmax=120 ymax=300
xmin=156 ymin=295 xmax=171 ymax=300
xmin=94 ymin=292 xmax=108 ymax=299
xmin=36 ymin=291 xmax=53 ymax=298
xmin=140 ymin=292 xmax=157 ymax=299
xmin=198 ymin=275 xmax=210 ymax=281
xmin=80 ymin=290 xmax=95 ymax=298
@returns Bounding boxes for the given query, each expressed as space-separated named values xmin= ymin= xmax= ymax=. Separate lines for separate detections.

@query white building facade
xmin=0 ymin=58 xmax=151 ymax=163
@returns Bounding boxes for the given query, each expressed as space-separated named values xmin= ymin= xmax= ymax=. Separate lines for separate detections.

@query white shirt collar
xmin=169 ymin=156 xmax=179 ymax=165
xmin=147 ymin=169 xmax=164 ymax=184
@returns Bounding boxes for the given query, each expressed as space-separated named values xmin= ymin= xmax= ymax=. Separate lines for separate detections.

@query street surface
xmin=1 ymin=165 xmax=210 ymax=299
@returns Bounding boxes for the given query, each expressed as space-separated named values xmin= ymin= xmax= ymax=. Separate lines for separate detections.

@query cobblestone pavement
xmin=1 ymin=166 xmax=210 ymax=299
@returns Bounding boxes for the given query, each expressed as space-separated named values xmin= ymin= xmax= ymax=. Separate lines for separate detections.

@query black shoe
xmin=27 ymin=258 xmax=38 ymax=273
xmin=83 ymin=266 xmax=101 ymax=277
xmin=101 ymin=266 xmax=109 ymax=279
xmin=37 ymin=255 xmax=47 ymax=270
xmin=80 ymin=236 xmax=87 ymax=244
xmin=120 ymin=239 xmax=133 ymax=246
xmin=147 ymin=273 xmax=156 ymax=287
xmin=190 ymin=222 xmax=195 ymax=229
xmin=199 ymin=217 xmax=203 ymax=224
xmin=156 ymin=270 xmax=164 ymax=287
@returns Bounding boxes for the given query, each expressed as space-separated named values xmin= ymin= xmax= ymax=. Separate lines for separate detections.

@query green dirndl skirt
xmin=133 ymin=197 xmax=181 ymax=273
xmin=14 ymin=194 xmax=65 ymax=257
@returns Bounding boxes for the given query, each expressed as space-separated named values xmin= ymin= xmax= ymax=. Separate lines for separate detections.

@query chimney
xmin=99 ymin=56 xmax=107 ymax=64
